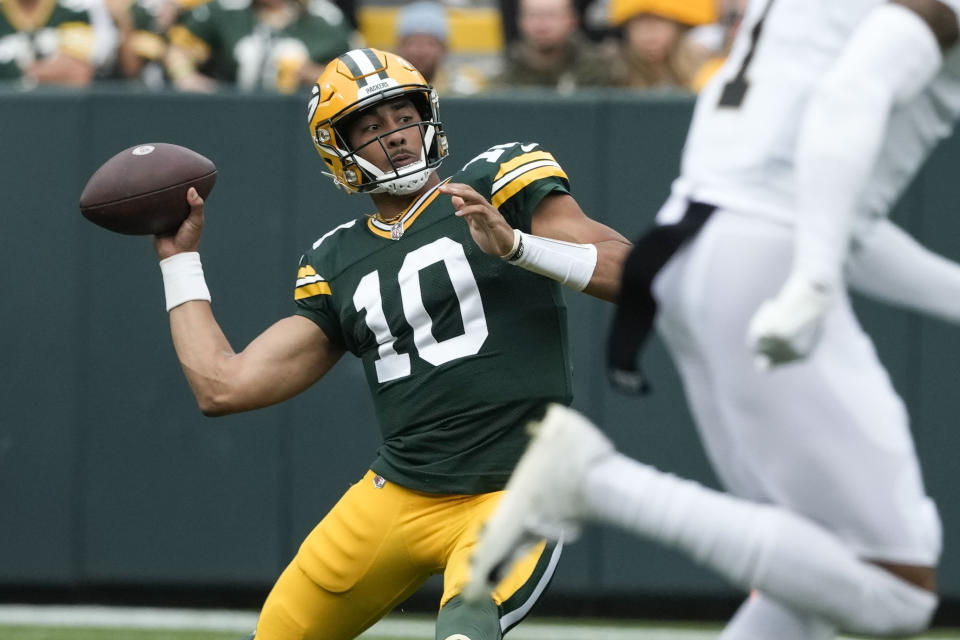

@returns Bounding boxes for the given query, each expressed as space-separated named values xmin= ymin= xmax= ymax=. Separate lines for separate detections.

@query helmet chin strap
xmin=379 ymin=160 xmax=432 ymax=195
xmin=355 ymin=124 xmax=438 ymax=195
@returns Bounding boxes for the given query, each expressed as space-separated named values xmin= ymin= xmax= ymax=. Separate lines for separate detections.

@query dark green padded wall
xmin=1 ymin=88 xmax=957 ymax=603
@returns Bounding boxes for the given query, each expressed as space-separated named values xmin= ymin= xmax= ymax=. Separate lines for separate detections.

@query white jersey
xmin=667 ymin=0 xmax=960 ymax=225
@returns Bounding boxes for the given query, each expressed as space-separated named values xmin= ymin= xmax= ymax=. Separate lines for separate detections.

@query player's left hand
xmin=747 ymin=272 xmax=833 ymax=369
xmin=441 ymin=182 xmax=516 ymax=257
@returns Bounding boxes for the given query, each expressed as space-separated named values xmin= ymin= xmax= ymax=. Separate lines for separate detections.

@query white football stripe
xmin=345 ymin=49 xmax=378 ymax=78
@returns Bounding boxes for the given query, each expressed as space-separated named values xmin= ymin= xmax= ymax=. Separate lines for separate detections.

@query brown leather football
xmin=79 ymin=143 xmax=217 ymax=235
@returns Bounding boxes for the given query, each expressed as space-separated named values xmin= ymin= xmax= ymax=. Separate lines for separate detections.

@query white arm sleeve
xmin=847 ymin=219 xmax=960 ymax=323
xmin=503 ymin=230 xmax=598 ymax=291
xmin=793 ymin=3 xmax=943 ymax=288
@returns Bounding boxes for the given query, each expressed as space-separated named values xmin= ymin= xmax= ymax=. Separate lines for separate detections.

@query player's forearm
xmin=792 ymin=4 xmax=942 ymax=288
xmin=582 ymin=238 xmax=632 ymax=302
xmin=847 ymin=219 xmax=960 ymax=323
xmin=168 ymin=300 xmax=243 ymax=416
xmin=160 ymin=251 xmax=241 ymax=415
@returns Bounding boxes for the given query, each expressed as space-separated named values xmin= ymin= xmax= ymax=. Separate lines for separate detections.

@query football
xmin=79 ymin=143 xmax=217 ymax=235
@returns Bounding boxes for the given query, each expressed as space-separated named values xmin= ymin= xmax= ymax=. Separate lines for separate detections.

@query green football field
xmin=4 ymin=605 xmax=960 ymax=640
xmin=4 ymin=614 xmax=960 ymax=640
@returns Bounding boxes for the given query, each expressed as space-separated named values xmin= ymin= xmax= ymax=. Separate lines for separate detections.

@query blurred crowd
xmin=0 ymin=0 xmax=748 ymax=94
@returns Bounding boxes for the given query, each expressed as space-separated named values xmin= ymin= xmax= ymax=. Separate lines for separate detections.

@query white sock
xmin=582 ymin=453 xmax=937 ymax=635
xmin=720 ymin=593 xmax=834 ymax=640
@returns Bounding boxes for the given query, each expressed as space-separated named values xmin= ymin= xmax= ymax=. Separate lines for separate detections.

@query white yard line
xmin=0 ymin=604 xmax=714 ymax=639
xmin=14 ymin=604 xmax=955 ymax=640
xmin=0 ymin=605 xmax=256 ymax=632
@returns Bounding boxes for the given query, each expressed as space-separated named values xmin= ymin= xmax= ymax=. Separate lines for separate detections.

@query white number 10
xmin=353 ymin=238 xmax=489 ymax=383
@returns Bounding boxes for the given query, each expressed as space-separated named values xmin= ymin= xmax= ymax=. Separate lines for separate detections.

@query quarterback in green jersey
xmin=153 ymin=48 xmax=630 ymax=640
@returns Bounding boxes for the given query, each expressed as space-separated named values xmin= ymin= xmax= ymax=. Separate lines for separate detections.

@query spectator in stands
xmin=164 ymin=0 xmax=352 ymax=92
xmin=395 ymin=0 xmax=486 ymax=96
xmin=609 ymin=0 xmax=717 ymax=92
xmin=497 ymin=0 xmax=622 ymax=91
xmin=0 ymin=0 xmax=97 ymax=86
xmin=105 ymin=0 xmax=199 ymax=88
xmin=499 ymin=0 xmax=596 ymax=43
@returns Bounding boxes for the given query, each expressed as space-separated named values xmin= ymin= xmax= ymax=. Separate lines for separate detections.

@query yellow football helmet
xmin=307 ymin=48 xmax=448 ymax=195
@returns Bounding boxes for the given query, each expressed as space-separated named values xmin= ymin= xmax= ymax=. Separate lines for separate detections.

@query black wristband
xmin=505 ymin=234 xmax=525 ymax=262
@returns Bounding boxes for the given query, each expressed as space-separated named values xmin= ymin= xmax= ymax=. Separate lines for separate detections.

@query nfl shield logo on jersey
xmin=373 ymin=474 xmax=386 ymax=489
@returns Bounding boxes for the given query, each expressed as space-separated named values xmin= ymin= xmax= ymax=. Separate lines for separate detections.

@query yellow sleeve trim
xmin=295 ymin=265 xmax=331 ymax=299
xmin=295 ymin=281 xmax=332 ymax=299
xmin=494 ymin=151 xmax=556 ymax=181
xmin=168 ymin=24 xmax=211 ymax=62
xmin=491 ymin=165 xmax=567 ymax=209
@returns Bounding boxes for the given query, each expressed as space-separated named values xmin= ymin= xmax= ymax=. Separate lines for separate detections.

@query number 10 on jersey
xmin=353 ymin=237 xmax=490 ymax=383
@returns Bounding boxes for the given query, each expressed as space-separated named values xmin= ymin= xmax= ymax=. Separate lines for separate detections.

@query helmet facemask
xmin=315 ymin=84 xmax=447 ymax=195
xmin=334 ymin=93 xmax=443 ymax=195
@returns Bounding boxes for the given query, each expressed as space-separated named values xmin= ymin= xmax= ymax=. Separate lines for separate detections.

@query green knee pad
xmin=435 ymin=594 xmax=502 ymax=640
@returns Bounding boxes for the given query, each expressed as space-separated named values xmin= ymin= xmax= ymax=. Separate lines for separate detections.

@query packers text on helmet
xmin=307 ymin=48 xmax=448 ymax=195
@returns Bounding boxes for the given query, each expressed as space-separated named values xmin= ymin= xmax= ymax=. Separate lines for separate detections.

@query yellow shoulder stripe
xmin=295 ymin=265 xmax=331 ymax=300
xmin=494 ymin=151 xmax=555 ymax=181
xmin=491 ymin=165 xmax=568 ymax=209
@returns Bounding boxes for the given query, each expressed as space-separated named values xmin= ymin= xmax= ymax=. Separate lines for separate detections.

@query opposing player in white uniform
xmin=466 ymin=1 xmax=960 ymax=638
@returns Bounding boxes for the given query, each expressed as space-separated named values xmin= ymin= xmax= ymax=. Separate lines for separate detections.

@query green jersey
xmin=0 ymin=0 xmax=93 ymax=80
xmin=295 ymin=142 xmax=575 ymax=494
xmin=169 ymin=0 xmax=350 ymax=91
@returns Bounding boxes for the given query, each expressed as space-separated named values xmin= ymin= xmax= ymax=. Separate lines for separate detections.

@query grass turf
xmin=5 ymin=620 xmax=960 ymax=640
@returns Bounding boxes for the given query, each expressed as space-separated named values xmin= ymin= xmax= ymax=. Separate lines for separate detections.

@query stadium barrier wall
xmin=2 ymin=88 xmax=959 ymax=608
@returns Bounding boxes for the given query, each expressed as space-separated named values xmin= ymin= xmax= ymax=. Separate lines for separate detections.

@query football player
xmin=153 ymin=48 xmax=630 ymax=640
xmin=467 ymin=1 xmax=960 ymax=639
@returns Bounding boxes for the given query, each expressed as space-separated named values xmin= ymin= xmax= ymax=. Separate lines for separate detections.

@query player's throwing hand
xmin=154 ymin=187 xmax=205 ymax=260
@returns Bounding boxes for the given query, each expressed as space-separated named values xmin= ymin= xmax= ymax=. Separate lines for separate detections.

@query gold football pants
xmin=254 ymin=470 xmax=560 ymax=640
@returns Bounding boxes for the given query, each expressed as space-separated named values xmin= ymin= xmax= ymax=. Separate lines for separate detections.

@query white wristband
xmin=159 ymin=251 xmax=211 ymax=311
xmin=502 ymin=229 xmax=598 ymax=291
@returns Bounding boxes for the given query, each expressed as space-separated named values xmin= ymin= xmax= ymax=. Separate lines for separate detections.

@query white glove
xmin=747 ymin=273 xmax=833 ymax=369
